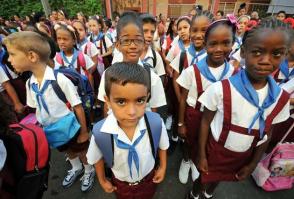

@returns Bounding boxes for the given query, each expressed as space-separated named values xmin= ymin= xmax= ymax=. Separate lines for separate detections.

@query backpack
xmin=99 ymin=35 xmax=113 ymax=69
xmin=252 ymin=122 xmax=294 ymax=191
xmin=0 ymin=63 xmax=26 ymax=105
xmin=1 ymin=123 xmax=50 ymax=199
xmin=93 ymin=111 xmax=162 ymax=168
xmin=179 ymin=50 xmax=188 ymax=74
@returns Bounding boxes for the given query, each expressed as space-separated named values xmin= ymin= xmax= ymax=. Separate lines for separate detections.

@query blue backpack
xmin=93 ymin=112 xmax=162 ymax=168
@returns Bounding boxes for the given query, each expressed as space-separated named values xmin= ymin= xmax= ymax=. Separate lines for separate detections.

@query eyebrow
xmin=113 ymin=95 xmax=147 ymax=100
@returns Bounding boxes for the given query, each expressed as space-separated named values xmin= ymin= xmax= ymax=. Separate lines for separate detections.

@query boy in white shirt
xmin=87 ymin=62 xmax=169 ymax=198
xmin=3 ymin=31 xmax=95 ymax=192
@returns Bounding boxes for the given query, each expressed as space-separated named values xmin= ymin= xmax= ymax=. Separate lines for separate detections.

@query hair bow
xmin=226 ymin=14 xmax=237 ymax=25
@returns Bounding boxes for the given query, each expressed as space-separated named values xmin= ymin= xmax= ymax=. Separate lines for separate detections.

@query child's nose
xmin=127 ymin=103 xmax=136 ymax=116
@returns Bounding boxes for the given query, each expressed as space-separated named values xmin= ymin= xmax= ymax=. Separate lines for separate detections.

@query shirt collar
xmin=30 ymin=66 xmax=56 ymax=85
xmin=144 ymin=46 xmax=154 ymax=59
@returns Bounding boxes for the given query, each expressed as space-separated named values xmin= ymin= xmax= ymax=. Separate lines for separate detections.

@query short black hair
xmin=242 ymin=17 xmax=291 ymax=48
xmin=277 ymin=10 xmax=286 ymax=16
xmin=140 ymin=13 xmax=157 ymax=27
xmin=105 ymin=62 xmax=150 ymax=97
xmin=116 ymin=12 xmax=143 ymax=38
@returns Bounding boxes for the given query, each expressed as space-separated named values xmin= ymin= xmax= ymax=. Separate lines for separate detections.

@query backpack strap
xmin=143 ymin=63 xmax=152 ymax=102
xmin=1 ymin=64 xmax=13 ymax=80
xmin=50 ymin=71 xmax=67 ymax=104
xmin=144 ymin=112 xmax=162 ymax=159
xmin=102 ymin=36 xmax=108 ymax=53
xmin=84 ymin=42 xmax=92 ymax=55
xmin=76 ymin=51 xmax=89 ymax=77
xmin=151 ymin=48 xmax=157 ymax=68
xmin=193 ymin=64 xmax=204 ymax=110
xmin=93 ymin=119 xmax=114 ymax=168
xmin=55 ymin=53 xmax=64 ymax=66
xmin=179 ymin=51 xmax=188 ymax=74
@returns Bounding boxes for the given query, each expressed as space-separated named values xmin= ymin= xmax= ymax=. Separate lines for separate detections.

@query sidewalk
xmin=43 ymin=143 xmax=294 ymax=199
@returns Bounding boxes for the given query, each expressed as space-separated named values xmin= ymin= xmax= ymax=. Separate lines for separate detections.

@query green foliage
xmin=0 ymin=0 xmax=102 ymax=19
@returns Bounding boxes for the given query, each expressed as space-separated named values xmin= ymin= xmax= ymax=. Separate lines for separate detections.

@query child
xmin=87 ymin=62 xmax=169 ymax=199
xmin=188 ymin=18 xmax=290 ymax=199
xmin=88 ymin=16 xmax=113 ymax=68
xmin=53 ymin=23 xmax=95 ymax=90
xmin=161 ymin=18 xmax=177 ymax=65
xmin=274 ymin=28 xmax=294 ymax=84
xmin=98 ymin=13 xmax=166 ymax=115
xmin=3 ymin=31 xmax=95 ymax=192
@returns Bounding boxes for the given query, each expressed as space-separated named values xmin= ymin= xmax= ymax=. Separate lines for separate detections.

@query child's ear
xmin=240 ymin=46 xmax=245 ymax=59
xmin=115 ymin=41 xmax=120 ymax=51
xmin=28 ymin=51 xmax=39 ymax=63
xmin=104 ymin=95 xmax=111 ymax=109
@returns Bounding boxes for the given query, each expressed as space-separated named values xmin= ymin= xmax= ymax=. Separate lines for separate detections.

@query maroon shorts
xmin=112 ymin=170 xmax=156 ymax=199
xmin=57 ymin=129 xmax=90 ymax=153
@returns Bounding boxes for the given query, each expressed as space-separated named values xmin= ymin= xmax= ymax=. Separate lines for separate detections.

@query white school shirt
xmin=281 ymin=78 xmax=294 ymax=118
xmin=111 ymin=48 xmax=123 ymax=65
xmin=170 ymin=51 xmax=207 ymax=73
xmin=0 ymin=66 xmax=18 ymax=92
xmin=276 ymin=68 xmax=294 ymax=84
xmin=26 ymin=66 xmax=81 ymax=126
xmin=177 ymin=62 xmax=235 ymax=108
xmin=86 ymin=113 xmax=169 ymax=182
xmin=88 ymin=35 xmax=113 ymax=55
xmin=198 ymin=80 xmax=290 ymax=153
xmin=54 ymin=52 xmax=94 ymax=76
xmin=142 ymin=46 xmax=166 ymax=76
xmin=0 ymin=139 xmax=6 ymax=171
xmin=97 ymin=60 xmax=167 ymax=109
xmin=165 ymin=43 xmax=182 ymax=63
xmin=162 ymin=35 xmax=179 ymax=50
xmin=80 ymin=41 xmax=99 ymax=58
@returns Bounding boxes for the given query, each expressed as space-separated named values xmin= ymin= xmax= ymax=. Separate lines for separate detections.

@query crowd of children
xmin=0 ymin=4 xmax=293 ymax=199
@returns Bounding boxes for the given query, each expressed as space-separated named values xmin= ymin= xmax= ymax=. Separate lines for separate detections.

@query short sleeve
xmin=154 ymin=51 xmax=166 ymax=76
xmin=198 ymin=82 xmax=223 ymax=112
xmin=90 ymin=43 xmax=99 ymax=57
xmin=0 ymin=67 xmax=9 ymax=84
xmin=148 ymin=71 xmax=167 ymax=108
xmin=170 ymin=54 xmax=180 ymax=73
xmin=57 ymin=73 xmax=82 ymax=107
xmin=26 ymin=79 xmax=37 ymax=108
xmin=84 ymin=54 xmax=95 ymax=70
xmin=166 ymin=45 xmax=176 ymax=62
xmin=97 ymin=71 xmax=106 ymax=101
xmin=86 ymin=135 xmax=103 ymax=165
xmin=272 ymin=99 xmax=290 ymax=124
xmin=176 ymin=66 xmax=192 ymax=90
xmin=105 ymin=36 xmax=113 ymax=49
xmin=159 ymin=120 xmax=169 ymax=150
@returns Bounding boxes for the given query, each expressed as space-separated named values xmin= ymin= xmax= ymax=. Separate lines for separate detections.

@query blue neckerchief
xmin=31 ymin=80 xmax=51 ymax=115
xmin=188 ymin=45 xmax=206 ymax=65
xmin=60 ymin=49 xmax=79 ymax=68
xmin=0 ymin=47 xmax=6 ymax=64
xmin=280 ymin=59 xmax=294 ymax=83
xmin=91 ymin=32 xmax=104 ymax=43
xmin=230 ymin=69 xmax=281 ymax=138
xmin=113 ymin=130 xmax=146 ymax=179
xmin=78 ymin=38 xmax=88 ymax=50
xmin=178 ymin=39 xmax=186 ymax=51
xmin=197 ymin=57 xmax=230 ymax=83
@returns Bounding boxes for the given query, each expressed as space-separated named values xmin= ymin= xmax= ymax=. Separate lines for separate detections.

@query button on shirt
xmin=86 ymin=113 xmax=169 ymax=182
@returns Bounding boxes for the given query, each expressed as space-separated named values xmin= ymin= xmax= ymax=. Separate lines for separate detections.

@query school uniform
xmin=142 ymin=46 xmax=166 ymax=76
xmin=88 ymin=34 xmax=113 ymax=55
xmin=86 ymin=113 xmax=169 ymax=198
xmin=97 ymin=60 xmax=167 ymax=110
xmin=198 ymin=70 xmax=290 ymax=183
xmin=79 ymin=40 xmax=99 ymax=58
xmin=0 ymin=66 xmax=18 ymax=93
xmin=176 ymin=58 xmax=236 ymax=164
xmin=165 ymin=39 xmax=185 ymax=63
xmin=54 ymin=51 xmax=94 ymax=77
xmin=274 ymin=59 xmax=294 ymax=84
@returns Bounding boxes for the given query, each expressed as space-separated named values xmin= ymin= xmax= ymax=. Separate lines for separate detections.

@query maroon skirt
xmin=185 ymin=105 xmax=202 ymax=165
xmin=112 ymin=170 xmax=156 ymax=199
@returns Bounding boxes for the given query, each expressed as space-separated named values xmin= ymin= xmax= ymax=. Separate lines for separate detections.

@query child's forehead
xmin=120 ymin=24 xmax=143 ymax=37
xmin=246 ymin=30 xmax=287 ymax=47
xmin=110 ymin=82 xmax=148 ymax=97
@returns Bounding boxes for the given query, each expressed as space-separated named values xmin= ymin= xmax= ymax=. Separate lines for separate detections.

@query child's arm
xmin=153 ymin=149 xmax=167 ymax=183
xmin=95 ymin=158 xmax=117 ymax=193
xmin=102 ymin=46 xmax=113 ymax=58
xmin=73 ymin=104 xmax=89 ymax=143
xmin=2 ymin=81 xmax=24 ymax=113
xmin=198 ymin=108 xmax=217 ymax=174
xmin=236 ymin=131 xmax=272 ymax=181
xmin=290 ymin=98 xmax=294 ymax=105
xmin=172 ymin=71 xmax=181 ymax=102
xmin=178 ymin=88 xmax=188 ymax=139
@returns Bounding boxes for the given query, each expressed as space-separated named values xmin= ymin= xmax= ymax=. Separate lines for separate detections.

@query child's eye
xmin=116 ymin=99 xmax=126 ymax=106
xmin=272 ymin=50 xmax=285 ymax=57
xmin=137 ymin=98 xmax=146 ymax=104
xmin=252 ymin=50 xmax=261 ymax=56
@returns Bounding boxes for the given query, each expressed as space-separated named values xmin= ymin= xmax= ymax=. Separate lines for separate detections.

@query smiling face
xmin=241 ymin=29 xmax=287 ymax=81
xmin=105 ymin=82 xmax=148 ymax=129
xmin=116 ymin=23 xmax=144 ymax=63
xmin=177 ymin=20 xmax=190 ymax=42
xmin=190 ymin=16 xmax=210 ymax=50
xmin=205 ymin=25 xmax=233 ymax=67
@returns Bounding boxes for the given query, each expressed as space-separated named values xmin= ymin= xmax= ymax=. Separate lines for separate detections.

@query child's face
xmin=242 ymin=30 xmax=287 ymax=81
xmin=190 ymin=16 xmax=209 ymax=50
xmin=116 ymin=23 xmax=144 ymax=63
xmin=205 ymin=25 xmax=233 ymax=66
xmin=177 ymin=20 xmax=190 ymax=41
xmin=277 ymin=13 xmax=286 ymax=21
xmin=88 ymin=19 xmax=101 ymax=35
xmin=105 ymin=82 xmax=149 ymax=129
xmin=143 ymin=23 xmax=156 ymax=46
xmin=56 ymin=29 xmax=75 ymax=52
xmin=7 ymin=46 xmax=31 ymax=73
xmin=288 ymin=40 xmax=294 ymax=60
xmin=172 ymin=22 xmax=177 ymax=34
xmin=237 ymin=17 xmax=249 ymax=35
xmin=73 ymin=22 xmax=86 ymax=41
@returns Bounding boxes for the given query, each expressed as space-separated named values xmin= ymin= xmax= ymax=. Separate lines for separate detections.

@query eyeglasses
xmin=119 ymin=38 xmax=144 ymax=46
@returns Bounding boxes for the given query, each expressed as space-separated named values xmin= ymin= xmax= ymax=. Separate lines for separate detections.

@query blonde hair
xmin=3 ymin=31 xmax=51 ymax=62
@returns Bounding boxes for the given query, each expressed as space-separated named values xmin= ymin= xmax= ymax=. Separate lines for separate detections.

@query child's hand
xmin=235 ymin=164 xmax=255 ymax=181
xmin=166 ymin=65 xmax=173 ymax=77
xmin=14 ymin=102 xmax=25 ymax=113
xmin=178 ymin=125 xmax=187 ymax=139
xmin=153 ymin=166 xmax=166 ymax=183
xmin=77 ymin=131 xmax=89 ymax=143
xmin=100 ymin=179 xmax=117 ymax=193
xmin=197 ymin=157 xmax=208 ymax=175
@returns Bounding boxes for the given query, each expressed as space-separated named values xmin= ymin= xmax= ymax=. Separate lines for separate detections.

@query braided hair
xmin=242 ymin=17 xmax=291 ymax=48
xmin=192 ymin=9 xmax=214 ymax=23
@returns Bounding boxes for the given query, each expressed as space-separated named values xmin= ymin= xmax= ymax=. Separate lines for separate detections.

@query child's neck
xmin=64 ymin=48 xmax=74 ymax=56
xmin=183 ymin=39 xmax=190 ymax=47
xmin=31 ymin=63 xmax=47 ymax=85
xmin=207 ymin=57 xmax=224 ymax=68
xmin=195 ymin=45 xmax=204 ymax=52
xmin=247 ymin=73 xmax=268 ymax=90
xmin=119 ymin=124 xmax=137 ymax=141
xmin=93 ymin=31 xmax=100 ymax=36
xmin=122 ymin=58 xmax=138 ymax=64
xmin=288 ymin=55 xmax=294 ymax=67
xmin=140 ymin=45 xmax=149 ymax=59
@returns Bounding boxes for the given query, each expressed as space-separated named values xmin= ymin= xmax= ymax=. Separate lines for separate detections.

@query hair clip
xmin=58 ymin=10 xmax=65 ymax=16
xmin=227 ymin=14 xmax=237 ymax=25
